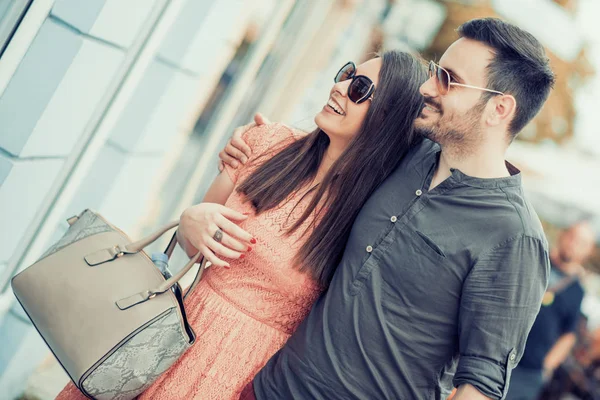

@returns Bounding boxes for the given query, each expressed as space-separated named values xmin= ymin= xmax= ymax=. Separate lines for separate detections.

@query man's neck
xmin=429 ymin=142 xmax=510 ymax=190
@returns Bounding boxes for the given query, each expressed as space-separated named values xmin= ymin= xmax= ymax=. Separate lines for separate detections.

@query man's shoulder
xmin=487 ymin=206 xmax=548 ymax=254
xmin=507 ymin=194 xmax=547 ymax=246
xmin=481 ymin=176 xmax=546 ymax=247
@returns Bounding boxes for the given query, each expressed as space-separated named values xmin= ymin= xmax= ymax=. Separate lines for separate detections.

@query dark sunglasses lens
xmin=335 ymin=63 xmax=354 ymax=83
xmin=349 ymin=77 xmax=372 ymax=103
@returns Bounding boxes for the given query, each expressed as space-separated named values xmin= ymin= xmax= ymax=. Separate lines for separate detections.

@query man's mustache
xmin=423 ymin=97 xmax=442 ymax=111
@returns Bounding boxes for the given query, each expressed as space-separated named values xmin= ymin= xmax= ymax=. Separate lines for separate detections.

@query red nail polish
xmin=250 ymin=238 xmax=257 ymax=244
xmin=240 ymin=254 xmax=245 ymax=259
xmin=224 ymin=265 xmax=230 ymax=269
xmin=247 ymin=246 xmax=252 ymax=252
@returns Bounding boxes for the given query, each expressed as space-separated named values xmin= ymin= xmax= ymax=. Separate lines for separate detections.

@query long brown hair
xmin=238 ymin=51 xmax=427 ymax=287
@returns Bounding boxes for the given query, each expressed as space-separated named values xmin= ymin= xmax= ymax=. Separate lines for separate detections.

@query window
xmin=0 ymin=0 xmax=33 ymax=58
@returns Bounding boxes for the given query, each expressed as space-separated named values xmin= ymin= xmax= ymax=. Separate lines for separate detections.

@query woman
xmin=57 ymin=50 xmax=426 ymax=400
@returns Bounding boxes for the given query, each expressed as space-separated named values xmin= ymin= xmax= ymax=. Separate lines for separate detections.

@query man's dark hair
xmin=457 ymin=18 xmax=555 ymax=139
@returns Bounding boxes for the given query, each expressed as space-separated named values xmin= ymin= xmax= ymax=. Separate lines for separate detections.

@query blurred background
xmin=0 ymin=0 xmax=598 ymax=398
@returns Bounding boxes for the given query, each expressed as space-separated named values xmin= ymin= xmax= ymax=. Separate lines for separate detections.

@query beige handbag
xmin=11 ymin=209 xmax=205 ymax=399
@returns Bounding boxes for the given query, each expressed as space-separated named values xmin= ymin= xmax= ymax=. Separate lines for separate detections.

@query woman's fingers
xmin=206 ymin=237 xmax=243 ymax=260
xmin=216 ymin=214 xmax=254 ymax=243
xmin=218 ymin=205 xmax=248 ymax=221
xmin=198 ymin=245 xmax=230 ymax=268
xmin=207 ymin=222 xmax=248 ymax=253
xmin=219 ymin=230 xmax=249 ymax=253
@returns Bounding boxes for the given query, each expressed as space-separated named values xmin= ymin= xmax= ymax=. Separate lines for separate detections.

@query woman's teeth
xmin=327 ymin=99 xmax=345 ymax=115
xmin=424 ymin=105 xmax=438 ymax=112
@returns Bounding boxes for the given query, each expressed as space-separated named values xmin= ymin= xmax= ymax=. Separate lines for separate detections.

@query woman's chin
xmin=314 ymin=111 xmax=333 ymax=132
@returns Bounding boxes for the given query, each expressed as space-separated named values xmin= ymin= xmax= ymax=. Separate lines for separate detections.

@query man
xmin=184 ymin=18 xmax=554 ymax=399
xmin=506 ymin=221 xmax=596 ymax=400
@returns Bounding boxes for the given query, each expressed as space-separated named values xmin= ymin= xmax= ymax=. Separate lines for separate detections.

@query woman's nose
xmin=333 ymin=79 xmax=350 ymax=98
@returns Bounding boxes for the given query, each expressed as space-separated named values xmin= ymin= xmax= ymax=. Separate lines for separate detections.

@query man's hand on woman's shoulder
xmin=218 ymin=113 xmax=271 ymax=172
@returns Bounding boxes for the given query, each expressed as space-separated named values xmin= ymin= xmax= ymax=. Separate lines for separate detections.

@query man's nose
xmin=420 ymin=75 xmax=439 ymax=99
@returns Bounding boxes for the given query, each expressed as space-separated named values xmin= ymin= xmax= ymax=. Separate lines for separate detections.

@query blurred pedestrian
xmin=506 ymin=221 xmax=596 ymax=400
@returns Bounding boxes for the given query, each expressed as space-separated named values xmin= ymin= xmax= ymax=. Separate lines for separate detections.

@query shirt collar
xmin=449 ymin=161 xmax=522 ymax=189
xmin=422 ymin=150 xmax=522 ymax=190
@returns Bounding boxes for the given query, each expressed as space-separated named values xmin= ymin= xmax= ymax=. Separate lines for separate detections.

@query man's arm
xmin=543 ymin=332 xmax=577 ymax=377
xmin=453 ymin=384 xmax=492 ymax=400
xmin=453 ymin=235 xmax=550 ymax=399
xmin=217 ymin=113 xmax=312 ymax=170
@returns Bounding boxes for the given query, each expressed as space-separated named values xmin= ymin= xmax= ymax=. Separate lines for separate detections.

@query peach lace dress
xmin=56 ymin=123 xmax=323 ymax=400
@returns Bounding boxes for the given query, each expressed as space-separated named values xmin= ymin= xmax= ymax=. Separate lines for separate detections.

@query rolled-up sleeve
xmin=453 ymin=235 xmax=550 ymax=399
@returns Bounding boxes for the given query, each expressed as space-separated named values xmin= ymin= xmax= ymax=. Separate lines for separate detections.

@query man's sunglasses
xmin=428 ymin=61 xmax=504 ymax=96
xmin=334 ymin=61 xmax=375 ymax=104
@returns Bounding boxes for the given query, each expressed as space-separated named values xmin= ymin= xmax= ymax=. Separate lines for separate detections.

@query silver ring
xmin=213 ymin=229 xmax=223 ymax=243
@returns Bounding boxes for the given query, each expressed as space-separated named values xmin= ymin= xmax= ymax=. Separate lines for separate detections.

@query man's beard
xmin=417 ymin=99 xmax=486 ymax=159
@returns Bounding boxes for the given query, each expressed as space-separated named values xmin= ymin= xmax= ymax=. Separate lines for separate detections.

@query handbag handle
xmin=91 ymin=221 xmax=206 ymax=310
xmin=163 ymin=231 xmax=207 ymax=300
xmin=85 ymin=220 xmax=181 ymax=266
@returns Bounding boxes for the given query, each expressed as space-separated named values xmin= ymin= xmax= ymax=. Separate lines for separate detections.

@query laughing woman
xmin=56 ymin=50 xmax=426 ymax=400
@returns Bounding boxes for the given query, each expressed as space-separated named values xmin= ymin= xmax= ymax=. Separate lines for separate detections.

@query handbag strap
xmin=164 ymin=231 xmax=206 ymax=300
xmin=110 ymin=222 xmax=206 ymax=310
xmin=164 ymin=231 xmax=178 ymax=258
xmin=184 ymin=258 xmax=208 ymax=300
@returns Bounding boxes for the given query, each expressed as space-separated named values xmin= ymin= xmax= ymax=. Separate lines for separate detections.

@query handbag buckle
xmin=113 ymin=245 xmax=125 ymax=258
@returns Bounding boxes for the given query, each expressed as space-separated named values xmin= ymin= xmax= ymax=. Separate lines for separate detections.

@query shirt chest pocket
xmin=349 ymin=226 xmax=448 ymax=296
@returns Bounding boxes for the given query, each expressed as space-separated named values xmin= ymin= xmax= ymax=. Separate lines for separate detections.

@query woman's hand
xmin=178 ymin=203 xmax=255 ymax=268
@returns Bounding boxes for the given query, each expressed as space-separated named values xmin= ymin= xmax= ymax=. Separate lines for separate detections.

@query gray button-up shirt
xmin=254 ymin=139 xmax=550 ymax=400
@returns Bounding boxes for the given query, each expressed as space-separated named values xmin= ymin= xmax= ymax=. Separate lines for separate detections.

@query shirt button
xmin=390 ymin=216 xmax=397 ymax=223
xmin=366 ymin=245 xmax=373 ymax=253
xmin=415 ymin=189 xmax=423 ymax=196
xmin=509 ymin=353 xmax=516 ymax=361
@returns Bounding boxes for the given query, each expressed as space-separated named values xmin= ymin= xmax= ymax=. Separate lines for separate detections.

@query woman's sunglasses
xmin=334 ymin=61 xmax=375 ymax=104
xmin=428 ymin=61 xmax=504 ymax=96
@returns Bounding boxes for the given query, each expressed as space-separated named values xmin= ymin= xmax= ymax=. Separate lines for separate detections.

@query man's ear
xmin=487 ymin=95 xmax=516 ymax=127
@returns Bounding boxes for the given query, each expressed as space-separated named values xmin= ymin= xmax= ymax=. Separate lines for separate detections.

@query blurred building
xmin=0 ymin=0 xmax=599 ymax=398
xmin=0 ymin=0 xmax=397 ymax=398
